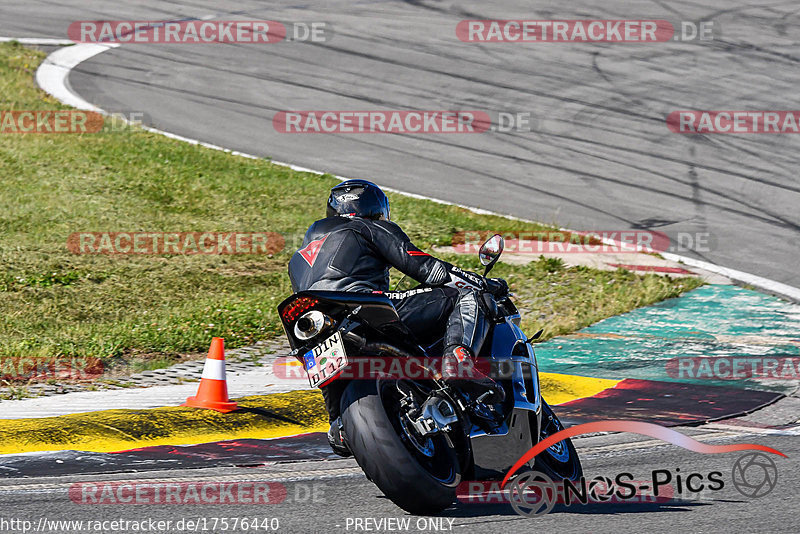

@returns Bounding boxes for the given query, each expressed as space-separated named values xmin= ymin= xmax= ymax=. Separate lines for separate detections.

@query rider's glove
xmin=484 ymin=277 xmax=509 ymax=297
xmin=449 ymin=267 xmax=486 ymax=290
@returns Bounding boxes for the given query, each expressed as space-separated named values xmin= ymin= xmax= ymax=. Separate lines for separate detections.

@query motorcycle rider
xmin=288 ymin=179 xmax=508 ymax=456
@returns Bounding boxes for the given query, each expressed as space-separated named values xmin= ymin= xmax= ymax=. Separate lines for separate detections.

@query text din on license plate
xmin=303 ymin=331 xmax=348 ymax=387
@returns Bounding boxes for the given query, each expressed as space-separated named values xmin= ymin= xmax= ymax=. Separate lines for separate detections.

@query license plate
xmin=303 ymin=331 xmax=348 ymax=388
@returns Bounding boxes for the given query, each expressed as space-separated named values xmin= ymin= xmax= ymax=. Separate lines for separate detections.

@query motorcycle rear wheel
xmin=340 ymin=377 xmax=461 ymax=515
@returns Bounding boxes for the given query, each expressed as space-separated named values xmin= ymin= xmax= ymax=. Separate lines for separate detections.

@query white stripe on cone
xmin=201 ymin=358 xmax=226 ymax=380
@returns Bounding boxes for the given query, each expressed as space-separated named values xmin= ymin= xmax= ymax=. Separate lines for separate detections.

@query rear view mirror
xmin=479 ymin=234 xmax=504 ymax=275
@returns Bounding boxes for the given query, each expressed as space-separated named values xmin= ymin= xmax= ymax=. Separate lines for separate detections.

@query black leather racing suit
xmin=288 ymin=216 xmax=490 ymax=421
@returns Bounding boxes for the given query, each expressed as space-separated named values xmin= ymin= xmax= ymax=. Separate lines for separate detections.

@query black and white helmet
xmin=326 ymin=179 xmax=390 ymax=221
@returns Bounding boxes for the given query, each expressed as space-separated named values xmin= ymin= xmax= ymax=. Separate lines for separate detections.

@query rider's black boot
xmin=327 ymin=416 xmax=352 ymax=457
xmin=441 ymin=345 xmax=505 ymax=405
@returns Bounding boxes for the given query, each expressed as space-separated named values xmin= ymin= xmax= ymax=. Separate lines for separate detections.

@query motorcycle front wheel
xmin=340 ymin=377 xmax=461 ymax=515
xmin=533 ymin=399 xmax=583 ymax=482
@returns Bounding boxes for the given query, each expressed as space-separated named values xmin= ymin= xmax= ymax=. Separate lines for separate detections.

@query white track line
xmin=34 ymin=42 xmax=118 ymax=112
xmin=0 ymin=37 xmax=75 ymax=45
xmin=660 ymin=252 xmax=800 ymax=302
xmin=27 ymin=41 xmax=800 ymax=303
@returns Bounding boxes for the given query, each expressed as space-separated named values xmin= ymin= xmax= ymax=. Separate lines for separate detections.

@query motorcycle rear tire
xmin=341 ymin=378 xmax=461 ymax=515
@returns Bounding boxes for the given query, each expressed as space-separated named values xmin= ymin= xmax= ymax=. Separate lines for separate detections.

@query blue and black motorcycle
xmin=278 ymin=234 xmax=581 ymax=514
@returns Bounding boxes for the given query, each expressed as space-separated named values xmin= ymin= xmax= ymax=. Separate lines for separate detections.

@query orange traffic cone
xmin=182 ymin=337 xmax=238 ymax=413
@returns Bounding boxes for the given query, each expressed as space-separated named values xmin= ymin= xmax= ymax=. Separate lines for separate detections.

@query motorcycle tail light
xmin=281 ymin=297 xmax=318 ymax=322
xmin=293 ymin=310 xmax=333 ymax=341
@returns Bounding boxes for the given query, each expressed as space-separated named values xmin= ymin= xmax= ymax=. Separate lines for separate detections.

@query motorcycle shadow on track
xmin=237 ymin=406 xmax=303 ymax=425
xmin=427 ymin=499 xmax=712 ymax=518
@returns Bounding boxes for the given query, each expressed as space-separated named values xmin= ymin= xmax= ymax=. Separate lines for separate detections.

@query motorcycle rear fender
xmin=278 ymin=290 xmax=416 ymax=351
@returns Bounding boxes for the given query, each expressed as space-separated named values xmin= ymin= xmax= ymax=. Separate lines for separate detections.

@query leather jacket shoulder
xmin=288 ymin=217 xmax=450 ymax=293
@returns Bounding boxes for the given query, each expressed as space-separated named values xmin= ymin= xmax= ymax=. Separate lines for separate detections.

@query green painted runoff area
xmin=534 ymin=285 xmax=800 ymax=392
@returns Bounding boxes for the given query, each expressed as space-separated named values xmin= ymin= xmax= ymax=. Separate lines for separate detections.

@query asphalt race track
xmin=3 ymin=0 xmax=799 ymax=288
xmin=0 ymin=429 xmax=797 ymax=533
xmin=2 ymin=1 xmax=800 ymax=532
